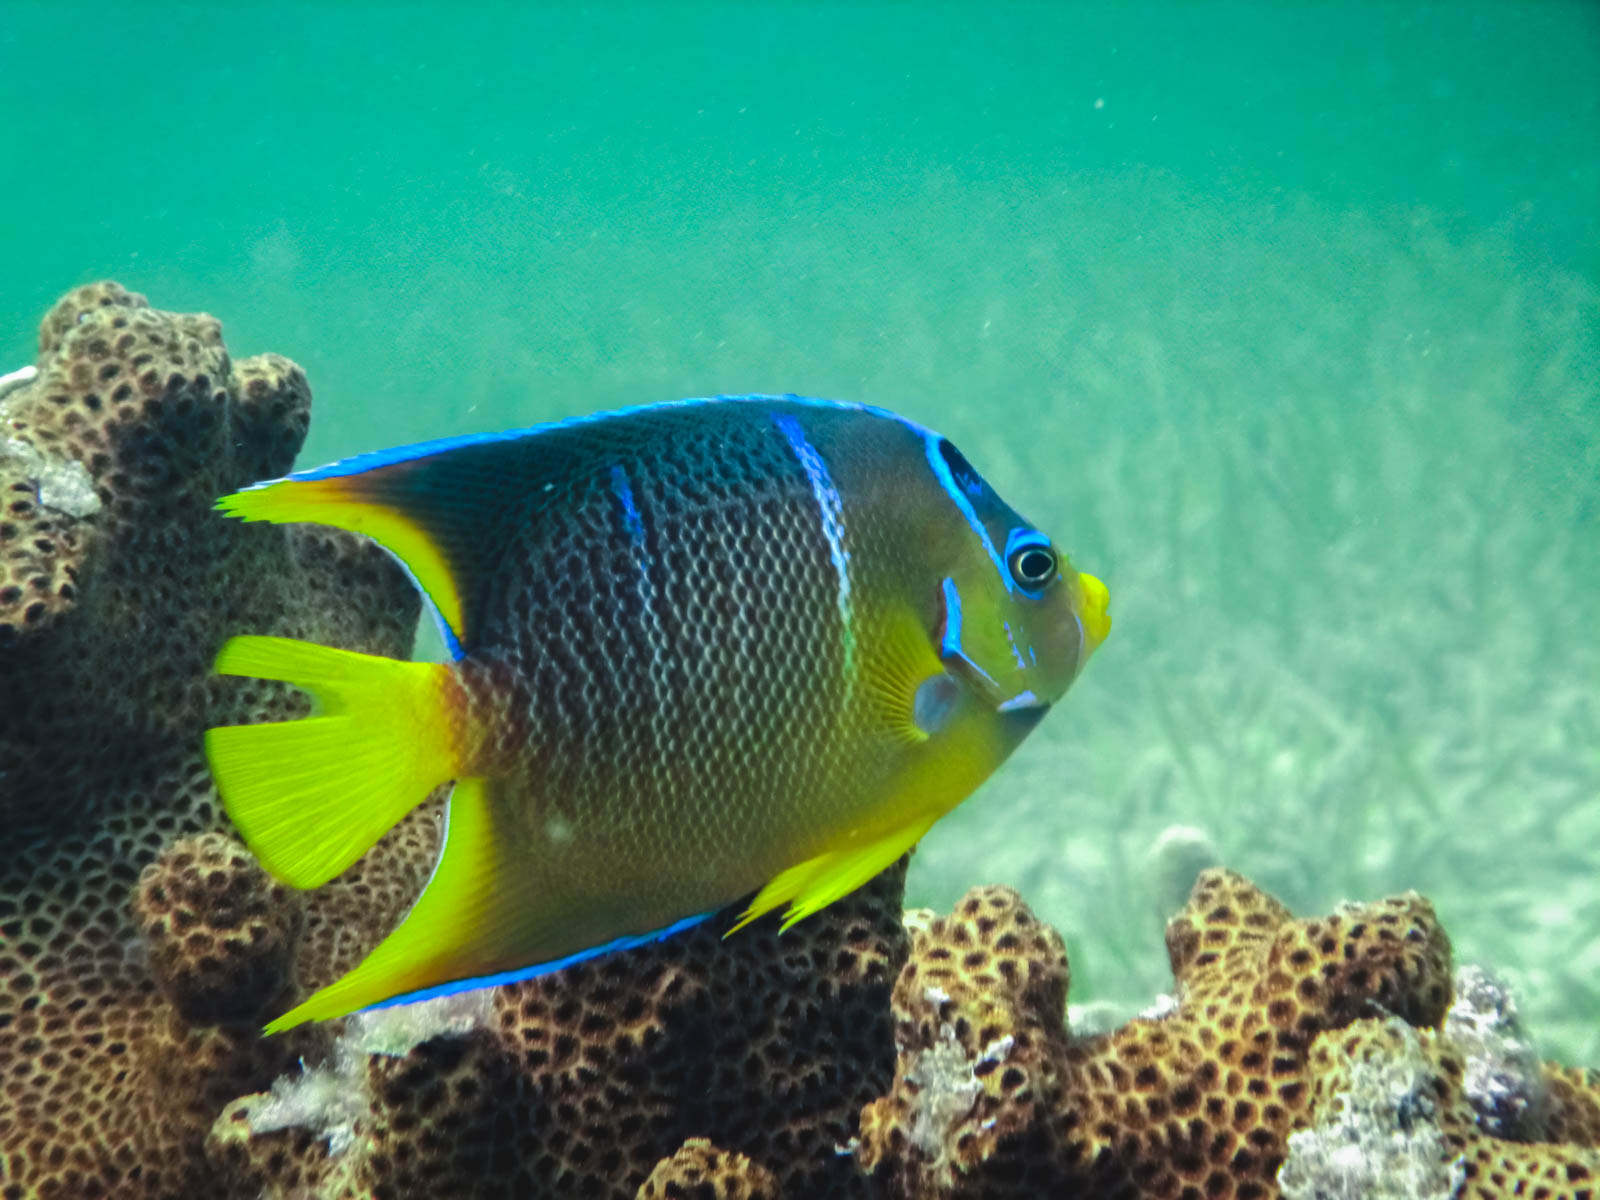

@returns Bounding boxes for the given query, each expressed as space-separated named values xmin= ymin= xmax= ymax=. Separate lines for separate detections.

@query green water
xmin=4 ymin=4 xmax=1597 ymax=1057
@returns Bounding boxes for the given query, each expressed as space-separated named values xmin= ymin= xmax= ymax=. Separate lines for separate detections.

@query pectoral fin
xmin=727 ymin=653 xmax=1015 ymax=938
xmin=855 ymin=600 xmax=946 ymax=745
xmin=726 ymin=812 xmax=938 ymax=936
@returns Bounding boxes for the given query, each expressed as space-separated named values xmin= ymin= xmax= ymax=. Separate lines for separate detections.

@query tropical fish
xmin=205 ymin=394 xmax=1110 ymax=1033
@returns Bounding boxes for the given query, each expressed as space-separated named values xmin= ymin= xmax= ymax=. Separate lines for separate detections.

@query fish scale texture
xmin=485 ymin=421 xmax=844 ymax=890
xmin=855 ymin=869 xmax=1600 ymax=1199
xmin=432 ymin=396 xmax=950 ymax=939
xmin=0 ymin=283 xmax=429 ymax=1200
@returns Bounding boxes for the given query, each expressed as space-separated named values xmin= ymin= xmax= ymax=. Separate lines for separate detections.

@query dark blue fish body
xmin=205 ymin=396 xmax=1111 ymax=1029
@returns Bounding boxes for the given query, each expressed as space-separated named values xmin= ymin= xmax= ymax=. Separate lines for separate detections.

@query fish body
xmin=205 ymin=395 xmax=1110 ymax=1031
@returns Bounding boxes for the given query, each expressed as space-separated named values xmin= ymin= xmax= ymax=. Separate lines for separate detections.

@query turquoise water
xmin=4 ymin=4 xmax=1597 ymax=1056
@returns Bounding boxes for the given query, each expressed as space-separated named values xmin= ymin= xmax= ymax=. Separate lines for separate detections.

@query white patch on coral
xmin=246 ymin=988 xmax=494 ymax=1157
xmin=976 ymin=1034 xmax=1014 ymax=1066
xmin=346 ymin=987 xmax=494 ymax=1057
xmin=902 ymin=1023 xmax=984 ymax=1163
xmin=1443 ymin=964 xmax=1545 ymax=1137
xmin=1139 ymin=993 xmax=1179 ymax=1020
xmin=901 ymin=907 xmax=938 ymax=939
xmin=1277 ymin=1018 xmax=1467 ymax=1200
xmin=250 ymin=1059 xmax=368 ymax=1157
xmin=0 ymin=436 xmax=101 ymax=519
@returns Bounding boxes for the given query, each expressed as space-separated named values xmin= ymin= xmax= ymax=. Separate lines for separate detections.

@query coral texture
xmin=1282 ymin=1017 xmax=1600 ymax=1200
xmin=134 ymin=832 xmax=305 ymax=1022
xmin=856 ymin=869 xmax=1600 ymax=1199
xmin=0 ymin=283 xmax=428 ymax=1200
xmin=205 ymin=861 xmax=908 ymax=1199
xmin=636 ymin=1138 xmax=781 ymax=1200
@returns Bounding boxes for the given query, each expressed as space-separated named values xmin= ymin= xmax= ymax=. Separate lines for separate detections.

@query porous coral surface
xmin=1282 ymin=1017 xmax=1600 ymax=1200
xmin=856 ymin=869 xmax=1600 ymax=1199
xmin=207 ymin=861 xmax=908 ymax=1200
xmin=0 ymin=284 xmax=428 ymax=1199
xmin=635 ymin=1138 xmax=780 ymax=1200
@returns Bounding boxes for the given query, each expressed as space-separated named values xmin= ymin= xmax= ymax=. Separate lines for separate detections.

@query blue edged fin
xmin=216 ymin=441 xmax=544 ymax=652
xmin=215 ymin=395 xmax=942 ymax=652
xmin=265 ymin=776 xmax=523 ymax=1031
xmin=262 ymin=777 xmax=710 ymax=1033
xmin=363 ymin=909 xmax=714 ymax=1014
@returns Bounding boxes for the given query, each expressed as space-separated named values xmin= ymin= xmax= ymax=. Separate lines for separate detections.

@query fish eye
xmin=1009 ymin=542 xmax=1058 ymax=590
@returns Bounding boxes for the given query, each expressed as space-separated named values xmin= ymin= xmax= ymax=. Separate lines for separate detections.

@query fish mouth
xmin=1076 ymin=571 xmax=1111 ymax=655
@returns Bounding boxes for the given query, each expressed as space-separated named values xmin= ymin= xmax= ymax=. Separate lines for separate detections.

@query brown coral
xmin=0 ymin=283 xmax=430 ymax=1199
xmin=636 ymin=1138 xmax=781 ymax=1200
xmin=1542 ymin=1065 xmax=1600 ymax=1147
xmin=858 ymin=868 xmax=1458 ymax=1198
xmin=1284 ymin=1017 xmax=1600 ymax=1199
xmin=134 ymin=832 xmax=305 ymax=1022
xmin=207 ymin=1089 xmax=347 ymax=1200
xmin=858 ymin=871 xmax=1600 ymax=1199
xmin=6 ymin=283 xmax=1599 ymax=1200
xmin=204 ymin=860 xmax=909 ymax=1200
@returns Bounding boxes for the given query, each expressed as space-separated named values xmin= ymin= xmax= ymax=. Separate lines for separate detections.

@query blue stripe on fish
xmin=923 ymin=435 xmax=1009 ymax=591
xmin=939 ymin=576 xmax=963 ymax=661
xmin=369 ymin=545 xmax=465 ymax=661
xmin=939 ymin=576 xmax=997 ymax=688
xmin=1003 ymin=619 xmax=1031 ymax=670
xmin=609 ymin=464 xmax=647 ymax=550
xmin=997 ymin=689 xmax=1043 ymax=713
xmin=772 ymin=414 xmax=855 ymax=682
xmin=608 ymin=464 xmax=669 ymax=761
xmin=359 ymin=908 xmax=717 ymax=1015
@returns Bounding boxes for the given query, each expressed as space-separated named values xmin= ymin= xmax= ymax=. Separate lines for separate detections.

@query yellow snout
xmin=1075 ymin=571 xmax=1111 ymax=656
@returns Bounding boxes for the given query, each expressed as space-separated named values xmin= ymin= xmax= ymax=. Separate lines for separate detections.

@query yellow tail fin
xmin=205 ymin=635 xmax=463 ymax=889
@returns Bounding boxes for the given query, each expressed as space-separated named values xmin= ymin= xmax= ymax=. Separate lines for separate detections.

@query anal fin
xmin=265 ymin=777 xmax=531 ymax=1032
xmin=263 ymin=778 xmax=716 ymax=1033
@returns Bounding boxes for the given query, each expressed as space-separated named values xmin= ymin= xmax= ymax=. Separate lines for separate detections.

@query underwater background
xmin=2 ymin=0 xmax=1595 ymax=1064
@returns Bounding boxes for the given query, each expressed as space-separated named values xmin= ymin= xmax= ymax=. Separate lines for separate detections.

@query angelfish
xmin=205 ymin=395 xmax=1110 ymax=1032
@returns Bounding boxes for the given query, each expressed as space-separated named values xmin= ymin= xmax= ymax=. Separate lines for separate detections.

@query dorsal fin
xmin=219 ymin=432 xmax=550 ymax=653
xmin=215 ymin=411 xmax=671 ymax=652
xmin=216 ymin=396 xmax=886 ymax=652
